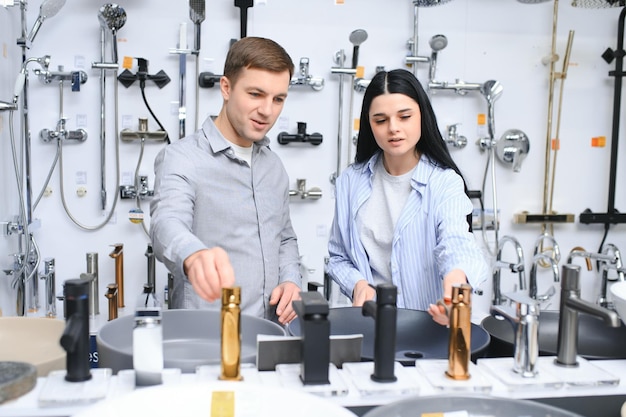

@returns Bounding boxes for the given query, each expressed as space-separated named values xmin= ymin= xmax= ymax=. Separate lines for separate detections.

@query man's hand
xmin=269 ymin=282 xmax=301 ymax=325
xmin=352 ymin=279 xmax=375 ymax=307
xmin=183 ymin=247 xmax=236 ymax=302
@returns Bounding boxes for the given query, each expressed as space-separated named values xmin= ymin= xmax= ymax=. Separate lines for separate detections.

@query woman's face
xmin=369 ymin=93 xmax=421 ymax=162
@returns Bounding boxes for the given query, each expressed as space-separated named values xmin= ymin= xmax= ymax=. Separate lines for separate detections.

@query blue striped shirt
xmin=327 ymin=152 xmax=488 ymax=310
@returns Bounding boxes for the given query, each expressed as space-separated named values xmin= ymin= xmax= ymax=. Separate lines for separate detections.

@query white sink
xmin=0 ymin=317 xmax=66 ymax=377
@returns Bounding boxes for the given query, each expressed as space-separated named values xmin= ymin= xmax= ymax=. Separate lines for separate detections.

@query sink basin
xmin=0 ymin=317 xmax=66 ymax=377
xmin=97 ymin=309 xmax=285 ymax=374
xmin=481 ymin=310 xmax=626 ymax=359
xmin=287 ymin=307 xmax=490 ymax=365
xmin=363 ymin=394 xmax=585 ymax=417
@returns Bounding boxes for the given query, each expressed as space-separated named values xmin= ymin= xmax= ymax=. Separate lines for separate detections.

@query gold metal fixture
xmin=219 ymin=287 xmax=243 ymax=381
xmin=108 ymin=243 xmax=125 ymax=308
xmin=569 ymin=246 xmax=593 ymax=271
xmin=446 ymin=283 xmax=472 ymax=380
xmin=105 ymin=283 xmax=118 ymax=321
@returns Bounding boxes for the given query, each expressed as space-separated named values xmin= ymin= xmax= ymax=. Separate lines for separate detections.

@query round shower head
xmin=98 ymin=3 xmax=127 ymax=33
xmin=40 ymin=0 xmax=67 ymax=18
xmin=349 ymin=29 xmax=368 ymax=47
xmin=429 ymin=34 xmax=448 ymax=52
xmin=571 ymin=0 xmax=624 ymax=7
xmin=413 ymin=0 xmax=454 ymax=7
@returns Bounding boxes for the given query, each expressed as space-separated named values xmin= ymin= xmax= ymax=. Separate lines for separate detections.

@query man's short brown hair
xmin=223 ymin=37 xmax=294 ymax=86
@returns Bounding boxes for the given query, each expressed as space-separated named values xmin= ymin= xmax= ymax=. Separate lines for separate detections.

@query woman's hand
xmin=352 ymin=280 xmax=376 ymax=306
xmin=428 ymin=269 xmax=468 ymax=326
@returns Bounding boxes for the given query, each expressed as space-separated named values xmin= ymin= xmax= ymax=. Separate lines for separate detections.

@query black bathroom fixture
xmin=277 ymin=122 xmax=323 ymax=145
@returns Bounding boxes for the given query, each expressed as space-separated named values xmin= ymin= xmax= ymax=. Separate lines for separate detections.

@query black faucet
xmin=362 ymin=283 xmax=397 ymax=383
xmin=292 ymin=291 xmax=330 ymax=385
xmin=60 ymin=279 xmax=92 ymax=382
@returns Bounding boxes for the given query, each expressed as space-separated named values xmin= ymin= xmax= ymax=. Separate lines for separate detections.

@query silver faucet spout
xmin=555 ymin=264 xmax=621 ymax=367
xmin=492 ymin=235 xmax=526 ymax=306
xmin=529 ymin=253 xmax=559 ymax=300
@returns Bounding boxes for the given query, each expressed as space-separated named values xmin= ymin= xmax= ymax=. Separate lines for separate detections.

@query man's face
xmin=220 ymin=67 xmax=290 ymax=147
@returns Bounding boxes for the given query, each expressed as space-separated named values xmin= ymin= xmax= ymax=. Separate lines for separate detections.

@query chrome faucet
xmin=567 ymin=244 xmax=624 ymax=308
xmin=555 ymin=264 xmax=620 ymax=367
xmin=39 ymin=258 xmax=56 ymax=318
xmin=490 ymin=291 xmax=539 ymax=378
xmin=529 ymin=253 xmax=559 ymax=302
xmin=492 ymin=235 xmax=526 ymax=305
xmin=533 ymin=233 xmax=561 ymax=266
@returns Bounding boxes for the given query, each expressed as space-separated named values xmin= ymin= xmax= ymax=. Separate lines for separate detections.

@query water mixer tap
xmin=39 ymin=258 xmax=56 ymax=318
xmin=492 ymin=235 xmax=526 ymax=306
xmin=567 ymin=245 xmax=624 ymax=308
xmin=529 ymin=253 xmax=559 ymax=302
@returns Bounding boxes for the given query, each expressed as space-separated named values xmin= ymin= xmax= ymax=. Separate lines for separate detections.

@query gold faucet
xmin=109 ymin=243 xmax=125 ymax=308
xmin=105 ymin=283 xmax=118 ymax=321
xmin=219 ymin=287 xmax=243 ymax=381
xmin=446 ymin=283 xmax=472 ymax=380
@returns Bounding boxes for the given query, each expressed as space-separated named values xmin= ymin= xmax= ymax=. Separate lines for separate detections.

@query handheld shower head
xmin=349 ymin=29 xmax=368 ymax=69
xmin=429 ymin=34 xmax=448 ymax=52
xmin=98 ymin=3 xmax=127 ymax=34
xmin=189 ymin=0 xmax=205 ymax=52
xmin=27 ymin=0 xmax=67 ymax=43
xmin=413 ymin=0 xmax=454 ymax=6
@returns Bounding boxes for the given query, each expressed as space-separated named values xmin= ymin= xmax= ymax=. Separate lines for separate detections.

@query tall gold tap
xmin=109 ymin=243 xmax=124 ymax=308
xmin=446 ymin=283 xmax=472 ymax=380
xmin=219 ymin=287 xmax=243 ymax=381
xmin=105 ymin=283 xmax=118 ymax=321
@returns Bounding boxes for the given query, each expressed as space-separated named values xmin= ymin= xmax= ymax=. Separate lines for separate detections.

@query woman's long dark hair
xmin=355 ymin=69 xmax=473 ymax=230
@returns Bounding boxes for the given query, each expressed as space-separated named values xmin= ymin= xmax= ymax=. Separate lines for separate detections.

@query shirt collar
xmin=202 ymin=117 xmax=270 ymax=154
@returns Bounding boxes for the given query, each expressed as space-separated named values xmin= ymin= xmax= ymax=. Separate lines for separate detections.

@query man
xmin=150 ymin=37 xmax=301 ymax=324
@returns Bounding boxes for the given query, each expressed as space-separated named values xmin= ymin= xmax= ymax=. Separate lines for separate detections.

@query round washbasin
xmin=287 ymin=307 xmax=490 ymax=365
xmin=97 ymin=309 xmax=285 ymax=374
xmin=73 ymin=381 xmax=357 ymax=417
xmin=363 ymin=394 xmax=584 ymax=417
xmin=482 ymin=310 xmax=626 ymax=359
xmin=0 ymin=317 xmax=66 ymax=377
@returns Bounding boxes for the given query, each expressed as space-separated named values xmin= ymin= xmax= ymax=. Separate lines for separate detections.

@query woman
xmin=327 ymin=69 xmax=488 ymax=325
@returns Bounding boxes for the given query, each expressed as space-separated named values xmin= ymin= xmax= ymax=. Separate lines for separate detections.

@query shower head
xmin=189 ymin=0 xmax=206 ymax=24
xmin=189 ymin=0 xmax=205 ymax=52
xmin=429 ymin=34 xmax=448 ymax=52
xmin=413 ymin=0 xmax=454 ymax=6
xmin=98 ymin=3 xmax=127 ymax=34
xmin=571 ymin=0 xmax=625 ymax=7
xmin=27 ymin=0 xmax=67 ymax=43
xmin=349 ymin=29 xmax=368 ymax=69
xmin=481 ymin=80 xmax=504 ymax=104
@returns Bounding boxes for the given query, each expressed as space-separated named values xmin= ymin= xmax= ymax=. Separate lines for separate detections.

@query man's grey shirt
xmin=150 ymin=117 xmax=302 ymax=319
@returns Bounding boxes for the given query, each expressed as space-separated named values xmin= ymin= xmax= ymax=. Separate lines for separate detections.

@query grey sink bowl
xmin=97 ymin=309 xmax=285 ymax=374
xmin=363 ymin=394 xmax=585 ymax=417
xmin=481 ymin=310 xmax=626 ymax=359
xmin=287 ymin=307 xmax=490 ymax=365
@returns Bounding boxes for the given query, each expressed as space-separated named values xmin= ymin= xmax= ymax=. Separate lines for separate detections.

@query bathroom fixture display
xmin=579 ymin=5 xmax=626 ymax=227
xmin=568 ymin=245 xmax=625 ymax=308
xmin=363 ymin=394 xmax=585 ymax=417
xmin=346 ymin=29 xmax=368 ymax=166
xmin=189 ymin=0 xmax=205 ymax=130
xmin=104 ymin=283 xmax=118 ymax=321
xmin=39 ymin=258 xmax=56 ymax=318
xmin=93 ymin=3 xmax=126 ymax=212
xmin=61 ymin=279 xmax=91 ymax=382
xmin=219 ymin=287 xmax=243 ymax=381
xmin=145 ymin=244 xmax=156 ymax=292
xmin=289 ymin=58 xmax=324 ymax=91
xmin=27 ymin=0 xmax=67 ymax=44
xmin=277 ymin=122 xmax=323 ymax=145
xmin=288 ymin=307 xmax=490 ymax=365
xmin=555 ymin=264 xmax=620 ymax=367
xmin=492 ymin=235 xmax=527 ymax=306
xmin=234 ymin=0 xmax=253 ymax=39
xmin=288 ymin=179 xmax=322 ymax=200
xmin=108 ymin=243 xmax=124 ymax=308
xmin=515 ymin=0 xmax=575 ymax=230
xmin=198 ymin=71 xmax=222 ymax=88
xmin=170 ymin=22 xmax=191 ymax=139
xmin=97 ymin=309 xmax=285 ymax=374
xmin=292 ymin=291 xmax=331 ymax=385
xmin=362 ymin=284 xmax=398 ymax=383
xmin=495 ymin=129 xmax=530 ymax=172
xmin=490 ymin=292 xmax=540 ymax=378
xmin=445 ymin=123 xmax=467 ymax=148
xmin=446 ymin=283 xmax=472 ymax=380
